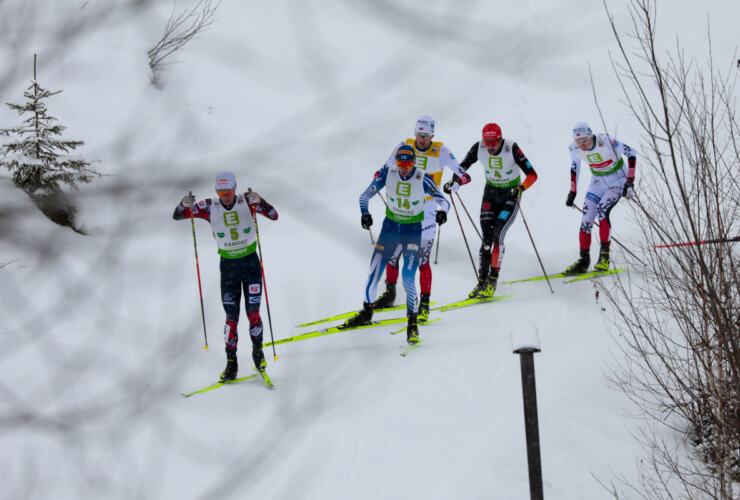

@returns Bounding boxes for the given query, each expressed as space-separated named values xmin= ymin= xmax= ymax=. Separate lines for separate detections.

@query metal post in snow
xmin=512 ymin=325 xmax=544 ymax=500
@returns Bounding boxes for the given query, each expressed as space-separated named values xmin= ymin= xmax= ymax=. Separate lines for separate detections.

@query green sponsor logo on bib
xmin=396 ymin=182 xmax=411 ymax=196
xmin=224 ymin=212 xmax=240 ymax=226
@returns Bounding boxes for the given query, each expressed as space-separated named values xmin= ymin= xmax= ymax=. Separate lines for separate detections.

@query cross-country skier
xmin=173 ymin=172 xmax=278 ymax=382
xmin=450 ymin=123 xmax=538 ymax=298
xmin=373 ymin=116 xmax=470 ymax=321
xmin=563 ymin=121 xmax=636 ymax=274
xmin=344 ymin=145 xmax=450 ymax=345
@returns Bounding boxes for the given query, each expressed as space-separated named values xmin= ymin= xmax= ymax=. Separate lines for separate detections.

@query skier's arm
xmin=439 ymin=144 xmax=471 ymax=187
xmin=450 ymin=142 xmax=479 ymax=188
xmin=424 ymin=174 xmax=450 ymax=213
xmin=173 ymin=198 xmax=211 ymax=222
xmin=458 ymin=142 xmax=480 ymax=171
xmin=610 ymin=137 xmax=637 ymax=183
xmin=568 ymin=145 xmax=581 ymax=192
xmin=244 ymin=192 xmax=278 ymax=221
xmin=359 ymin=165 xmax=389 ymax=214
xmin=512 ymin=142 xmax=538 ymax=192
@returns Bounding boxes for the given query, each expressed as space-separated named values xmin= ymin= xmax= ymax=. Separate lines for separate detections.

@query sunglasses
xmin=483 ymin=137 xmax=502 ymax=145
xmin=217 ymin=189 xmax=235 ymax=198
xmin=396 ymin=160 xmax=414 ymax=168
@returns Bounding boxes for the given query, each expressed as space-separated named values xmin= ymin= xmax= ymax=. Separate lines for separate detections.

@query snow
xmin=0 ymin=1 xmax=738 ymax=499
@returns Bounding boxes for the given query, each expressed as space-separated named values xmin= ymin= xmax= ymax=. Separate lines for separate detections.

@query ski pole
xmin=248 ymin=189 xmax=278 ymax=362
xmin=189 ymin=191 xmax=209 ymax=351
xmin=653 ymin=235 xmax=740 ymax=248
xmin=516 ymin=198 xmax=554 ymax=294
xmin=434 ymin=223 xmax=441 ymax=264
xmin=378 ymin=192 xmax=388 ymax=208
xmin=455 ymin=192 xmax=482 ymax=240
xmin=368 ymin=227 xmax=375 ymax=245
xmin=450 ymin=194 xmax=478 ymax=279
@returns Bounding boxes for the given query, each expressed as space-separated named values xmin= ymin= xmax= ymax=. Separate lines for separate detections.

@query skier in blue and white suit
xmin=343 ymin=145 xmax=450 ymax=345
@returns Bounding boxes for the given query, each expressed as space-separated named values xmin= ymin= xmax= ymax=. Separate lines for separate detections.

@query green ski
xmin=504 ymin=268 xmax=625 ymax=284
xmin=433 ymin=294 xmax=513 ymax=313
xmin=295 ymin=303 xmax=434 ymax=328
xmin=254 ymin=367 xmax=275 ymax=389
xmin=401 ymin=340 xmax=423 ymax=357
xmin=564 ymin=268 xmax=624 ymax=283
xmin=266 ymin=317 xmax=409 ymax=347
xmin=181 ymin=374 xmax=258 ymax=398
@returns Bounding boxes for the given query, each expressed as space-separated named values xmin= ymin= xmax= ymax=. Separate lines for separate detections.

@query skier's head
xmin=215 ymin=171 xmax=237 ymax=204
xmin=414 ymin=115 xmax=435 ymax=150
xmin=395 ymin=145 xmax=416 ymax=175
xmin=482 ymin=123 xmax=503 ymax=153
xmin=573 ymin=122 xmax=593 ymax=150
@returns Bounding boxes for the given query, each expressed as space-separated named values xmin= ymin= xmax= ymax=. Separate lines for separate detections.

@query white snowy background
xmin=0 ymin=1 xmax=737 ymax=499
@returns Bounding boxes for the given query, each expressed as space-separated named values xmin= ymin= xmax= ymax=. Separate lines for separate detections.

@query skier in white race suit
xmin=563 ymin=121 xmax=637 ymax=274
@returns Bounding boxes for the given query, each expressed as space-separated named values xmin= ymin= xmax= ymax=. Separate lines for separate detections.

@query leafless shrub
xmin=147 ymin=0 xmax=221 ymax=87
xmin=596 ymin=1 xmax=740 ymax=498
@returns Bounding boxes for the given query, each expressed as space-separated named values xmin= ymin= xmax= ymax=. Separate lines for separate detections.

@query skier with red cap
xmin=372 ymin=116 xmax=471 ymax=321
xmin=563 ymin=121 xmax=636 ymax=274
xmin=451 ymin=123 xmax=538 ymax=297
xmin=174 ymin=172 xmax=278 ymax=383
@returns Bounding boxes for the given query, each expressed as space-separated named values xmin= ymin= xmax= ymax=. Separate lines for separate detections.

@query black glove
xmin=361 ymin=213 xmax=373 ymax=229
xmin=622 ymin=179 xmax=634 ymax=198
xmin=435 ymin=210 xmax=447 ymax=225
xmin=443 ymin=181 xmax=459 ymax=194
xmin=565 ymin=191 xmax=576 ymax=207
xmin=513 ymin=185 xmax=525 ymax=197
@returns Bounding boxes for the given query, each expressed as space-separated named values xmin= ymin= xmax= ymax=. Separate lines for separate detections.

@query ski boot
xmin=563 ymin=250 xmax=590 ymax=275
xmin=220 ymin=349 xmax=238 ymax=383
xmin=418 ymin=293 xmax=431 ymax=322
xmin=341 ymin=302 xmax=373 ymax=329
xmin=374 ymin=281 xmax=396 ymax=310
xmin=468 ymin=276 xmax=494 ymax=299
xmin=487 ymin=269 xmax=499 ymax=296
xmin=407 ymin=314 xmax=419 ymax=345
xmin=252 ymin=344 xmax=266 ymax=372
xmin=593 ymin=246 xmax=610 ymax=272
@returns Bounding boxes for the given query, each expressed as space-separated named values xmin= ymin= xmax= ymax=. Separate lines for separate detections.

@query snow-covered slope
xmin=1 ymin=1 xmax=737 ymax=498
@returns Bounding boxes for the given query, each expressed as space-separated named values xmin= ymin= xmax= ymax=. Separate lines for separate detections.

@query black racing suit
xmin=456 ymin=141 xmax=537 ymax=280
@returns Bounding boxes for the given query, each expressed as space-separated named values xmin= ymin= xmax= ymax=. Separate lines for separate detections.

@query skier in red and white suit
xmin=563 ymin=122 xmax=637 ymax=274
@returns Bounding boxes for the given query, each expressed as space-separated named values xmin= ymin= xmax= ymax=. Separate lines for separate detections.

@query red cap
xmin=482 ymin=123 xmax=502 ymax=142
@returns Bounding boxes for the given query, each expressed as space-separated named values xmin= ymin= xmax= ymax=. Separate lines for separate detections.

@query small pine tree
xmin=0 ymin=55 xmax=100 ymax=232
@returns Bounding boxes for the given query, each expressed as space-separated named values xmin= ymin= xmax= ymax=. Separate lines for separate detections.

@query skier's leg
xmin=344 ymin=229 xmax=396 ymax=328
xmin=219 ymin=258 xmax=242 ymax=381
xmin=488 ymin=196 xmax=519 ymax=291
xmin=220 ymin=258 xmax=242 ymax=351
xmin=594 ymin=188 xmax=621 ymax=270
xmin=564 ymin=185 xmax=602 ymax=274
xmin=401 ymin=229 xmax=421 ymax=343
xmin=243 ymin=253 xmax=266 ymax=369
